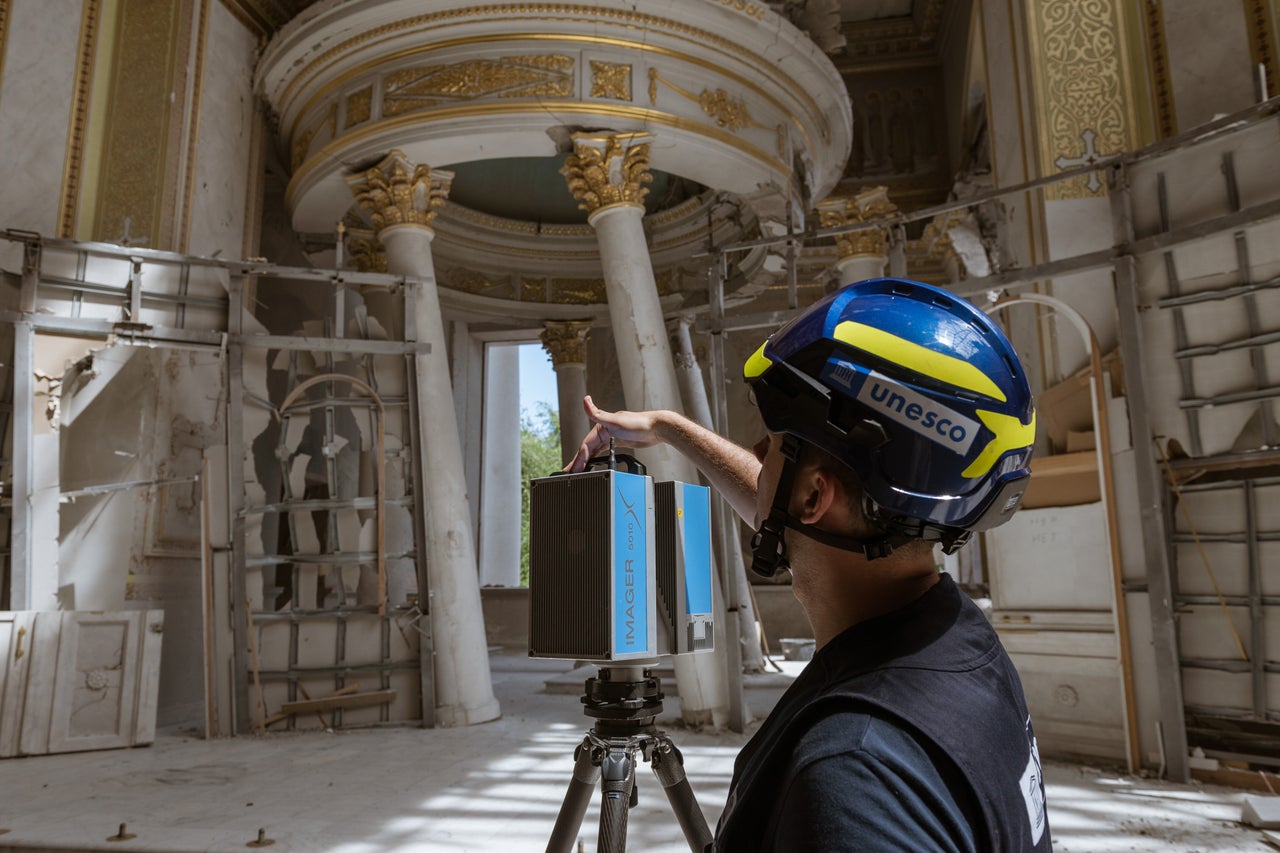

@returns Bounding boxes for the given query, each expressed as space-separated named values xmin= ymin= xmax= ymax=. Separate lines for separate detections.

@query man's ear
xmin=793 ymin=465 xmax=839 ymax=525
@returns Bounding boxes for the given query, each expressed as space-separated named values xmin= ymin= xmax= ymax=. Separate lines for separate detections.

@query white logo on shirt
xmin=1019 ymin=728 xmax=1046 ymax=845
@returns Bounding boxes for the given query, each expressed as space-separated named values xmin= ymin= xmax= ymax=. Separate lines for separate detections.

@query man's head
xmin=743 ymin=278 xmax=1035 ymax=578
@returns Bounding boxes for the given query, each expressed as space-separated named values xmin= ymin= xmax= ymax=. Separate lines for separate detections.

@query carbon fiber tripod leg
xmin=546 ymin=736 xmax=601 ymax=853
xmin=597 ymin=745 xmax=637 ymax=853
xmin=651 ymin=737 xmax=713 ymax=852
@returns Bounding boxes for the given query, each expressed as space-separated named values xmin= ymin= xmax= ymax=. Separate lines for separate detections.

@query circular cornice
xmin=256 ymin=0 xmax=852 ymax=232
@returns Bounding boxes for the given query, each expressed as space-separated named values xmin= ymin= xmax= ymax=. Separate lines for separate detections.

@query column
xmin=539 ymin=321 xmax=591 ymax=467
xmin=347 ymin=151 xmax=500 ymax=727
xmin=478 ymin=345 xmax=521 ymax=587
xmin=816 ymin=185 xmax=897 ymax=287
xmin=671 ymin=317 xmax=765 ymax=674
xmin=562 ymin=132 xmax=730 ymax=728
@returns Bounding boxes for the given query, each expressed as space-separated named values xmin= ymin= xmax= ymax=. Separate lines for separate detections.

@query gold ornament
xmin=561 ymin=133 xmax=654 ymax=214
xmin=346 ymin=150 xmax=452 ymax=232
xmin=540 ymin=322 xmax=592 ymax=366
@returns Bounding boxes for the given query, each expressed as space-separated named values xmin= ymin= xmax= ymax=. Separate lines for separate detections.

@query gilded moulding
xmin=285 ymin=101 xmax=789 ymax=216
xmin=270 ymin=9 xmax=830 ymax=152
xmin=561 ymin=133 xmax=654 ymax=214
xmin=57 ymin=0 xmax=102 ymax=239
xmin=347 ymin=150 xmax=453 ymax=231
xmin=1246 ymin=0 xmax=1278 ymax=103
xmin=383 ymin=54 xmax=574 ymax=115
xmin=283 ymin=32 xmax=817 ymax=162
xmin=1139 ymin=0 xmax=1175 ymax=139
xmin=590 ymin=60 xmax=631 ymax=101
xmin=1027 ymin=0 xmax=1138 ymax=201
xmin=346 ymin=87 xmax=373 ymax=128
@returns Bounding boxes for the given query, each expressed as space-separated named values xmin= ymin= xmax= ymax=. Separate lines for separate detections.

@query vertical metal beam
xmin=708 ymin=253 xmax=746 ymax=733
xmin=403 ymin=280 xmax=436 ymax=727
xmin=8 ymin=238 xmax=39 ymax=610
xmin=1156 ymin=173 xmax=1204 ymax=456
xmin=1108 ymin=162 xmax=1190 ymax=781
xmin=226 ymin=271 xmax=251 ymax=734
xmin=1245 ymin=480 xmax=1266 ymax=719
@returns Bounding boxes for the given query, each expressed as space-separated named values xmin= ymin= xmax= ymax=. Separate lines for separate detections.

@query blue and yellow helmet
xmin=745 ymin=278 xmax=1035 ymax=542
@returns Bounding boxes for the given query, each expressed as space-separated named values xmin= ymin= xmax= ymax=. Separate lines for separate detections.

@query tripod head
xmin=582 ymin=665 xmax=665 ymax=731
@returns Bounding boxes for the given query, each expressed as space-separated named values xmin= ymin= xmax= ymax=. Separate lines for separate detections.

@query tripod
xmin=545 ymin=665 xmax=713 ymax=853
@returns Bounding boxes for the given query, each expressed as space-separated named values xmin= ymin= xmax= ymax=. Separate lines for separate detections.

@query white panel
xmin=985 ymin=501 xmax=1114 ymax=611
xmin=1182 ymin=667 xmax=1251 ymax=714
xmin=1177 ymin=604 xmax=1252 ymax=661
xmin=1004 ymin=635 xmax=1126 ymax=762
xmin=18 ymin=612 xmax=62 ymax=755
xmin=133 ymin=609 xmax=164 ymax=745
xmin=47 ymin=612 xmax=141 ymax=753
xmin=0 ymin=613 xmax=34 ymax=758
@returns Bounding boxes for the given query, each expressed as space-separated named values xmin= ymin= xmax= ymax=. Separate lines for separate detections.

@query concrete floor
xmin=0 ymin=649 xmax=1275 ymax=853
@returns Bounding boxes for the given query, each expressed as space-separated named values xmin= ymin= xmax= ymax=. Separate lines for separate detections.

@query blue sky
xmin=518 ymin=343 xmax=559 ymax=422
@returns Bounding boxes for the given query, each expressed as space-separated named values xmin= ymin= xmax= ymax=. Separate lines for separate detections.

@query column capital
xmin=561 ymin=132 xmax=654 ymax=218
xmin=540 ymin=321 xmax=592 ymax=368
xmin=345 ymin=227 xmax=387 ymax=274
xmin=346 ymin=150 xmax=453 ymax=235
xmin=922 ymin=210 xmax=965 ymax=279
xmin=816 ymin=185 xmax=898 ymax=261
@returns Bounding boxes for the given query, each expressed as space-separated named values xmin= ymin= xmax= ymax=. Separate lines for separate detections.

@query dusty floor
xmin=0 ymin=649 xmax=1276 ymax=852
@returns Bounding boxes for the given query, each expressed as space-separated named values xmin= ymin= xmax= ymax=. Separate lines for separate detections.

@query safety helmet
xmin=744 ymin=277 xmax=1034 ymax=574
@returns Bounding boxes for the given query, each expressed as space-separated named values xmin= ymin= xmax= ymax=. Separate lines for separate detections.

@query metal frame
xmin=0 ymin=230 xmax=437 ymax=734
xmin=695 ymin=96 xmax=1280 ymax=781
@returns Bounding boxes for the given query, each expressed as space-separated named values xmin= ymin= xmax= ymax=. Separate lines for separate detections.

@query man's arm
xmin=565 ymin=396 xmax=761 ymax=524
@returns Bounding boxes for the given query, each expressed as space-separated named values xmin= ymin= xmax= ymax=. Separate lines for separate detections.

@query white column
xmin=834 ymin=254 xmax=888 ymax=287
xmin=478 ymin=345 xmax=522 ymax=587
xmin=564 ymin=132 xmax=730 ymax=728
xmin=349 ymin=152 xmax=499 ymax=727
xmin=540 ymin=322 xmax=591 ymax=468
xmin=671 ymin=318 xmax=765 ymax=674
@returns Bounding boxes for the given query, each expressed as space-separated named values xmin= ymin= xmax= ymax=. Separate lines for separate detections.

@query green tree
xmin=520 ymin=402 xmax=561 ymax=585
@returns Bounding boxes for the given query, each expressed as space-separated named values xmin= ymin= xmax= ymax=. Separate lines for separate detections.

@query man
xmin=567 ymin=278 xmax=1050 ymax=851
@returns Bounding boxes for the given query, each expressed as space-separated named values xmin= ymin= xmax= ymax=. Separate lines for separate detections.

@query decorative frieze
xmin=345 ymin=87 xmax=373 ymax=128
xmin=346 ymin=150 xmax=453 ymax=232
xmin=561 ymin=133 xmax=654 ymax=215
xmin=1027 ymin=0 xmax=1135 ymax=200
xmin=382 ymin=55 xmax=574 ymax=116
xmin=540 ymin=321 xmax=592 ymax=367
xmin=590 ymin=60 xmax=632 ymax=101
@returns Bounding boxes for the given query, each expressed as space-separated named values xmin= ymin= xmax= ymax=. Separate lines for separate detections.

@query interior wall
xmin=0 ymin=0 xmax=83 ymax=268
xmin=1162 ymin=0 xmax=1258 ymax=131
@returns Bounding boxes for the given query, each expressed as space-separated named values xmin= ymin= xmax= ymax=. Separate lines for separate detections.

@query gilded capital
xmin=922 ymin=211 xmax=965 ymax=278
xmin=561 ymin=132 xmax=654 ymax=216
xmin=540 ymin=321 xmax=591 ymax=368
xmin=346 ymin=150 xmax=453 ymax=234
xmin=817 ymin=186 xmax=898 ymax=260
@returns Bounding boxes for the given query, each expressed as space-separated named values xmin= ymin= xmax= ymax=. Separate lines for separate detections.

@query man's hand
xmin=565 ymin=396 xmax=669 ymax=472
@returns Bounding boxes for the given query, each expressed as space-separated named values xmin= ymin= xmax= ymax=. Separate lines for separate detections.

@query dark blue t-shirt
xmin=713 ymin=574 xmax=1051 ymax=852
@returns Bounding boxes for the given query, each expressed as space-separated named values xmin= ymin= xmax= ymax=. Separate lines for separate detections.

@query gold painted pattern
xmin=383 ymin=54 xmax=574 ymax=116
xmin=94 ymin=0 xmax=182 ymax=245
xmin=292 ymin=104 xmax=336 ymax=171
xmin=1140 ymin=0 xmax=1176 ymax=139
xmin=1028 ymin=0 xmax=1132 ymax=200
xmin=0 ymin=0 xmax=9 ymax=95
xmin=590 ymin=60 xmax=631 ymax=100
xmin=179 ymin=0 xmax=211 ymax=253
xmin=346 ymin=87 xmax=373 ymax=127
xmin=57 ymin=0 xmax=102 ymax=239
xmin=274 ymin=6 xmax=827 ymax=147
xmin=699 ymin=88 xmax=751 ymax=130
xmin=562 ymin=133 xmax=653 ymax=214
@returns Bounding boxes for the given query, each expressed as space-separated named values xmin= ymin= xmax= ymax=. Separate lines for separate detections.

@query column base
xmin=434 ymin=696 xmax=502 ymax=728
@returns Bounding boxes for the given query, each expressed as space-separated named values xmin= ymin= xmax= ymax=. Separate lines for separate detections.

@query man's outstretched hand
xmin=564 ymin=396 xmax=668 ymax=473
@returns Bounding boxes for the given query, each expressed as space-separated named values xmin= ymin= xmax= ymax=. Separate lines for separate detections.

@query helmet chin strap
xmin=748 ymin=435 xmax=908 ymax=578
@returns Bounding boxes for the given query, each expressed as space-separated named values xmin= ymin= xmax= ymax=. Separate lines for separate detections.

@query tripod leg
xmin=546 ymin=737 xmax=601 ymax=853
xmin=597 ymin=745 xmax=636 ymax=853
xmin=651 ymin=739 xmax=713 ymax=852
